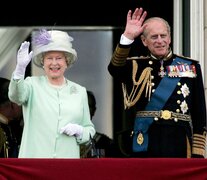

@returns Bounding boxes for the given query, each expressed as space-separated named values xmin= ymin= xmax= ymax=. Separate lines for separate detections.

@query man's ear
xmin=141 ymin=34 xmax=147 ymax=47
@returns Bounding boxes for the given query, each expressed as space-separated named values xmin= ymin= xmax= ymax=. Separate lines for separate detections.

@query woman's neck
xmin=47 ymin=76 xmax=66 ymax=86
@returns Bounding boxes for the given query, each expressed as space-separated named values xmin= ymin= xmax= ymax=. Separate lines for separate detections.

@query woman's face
xmin=43 ymin=51 xmax=68 ymax=80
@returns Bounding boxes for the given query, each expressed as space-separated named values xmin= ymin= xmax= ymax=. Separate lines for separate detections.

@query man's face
xmin=141 ymin=20 xmax=171 ymax=59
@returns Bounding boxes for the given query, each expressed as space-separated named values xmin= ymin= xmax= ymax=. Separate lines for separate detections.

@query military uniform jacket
xmin=108 ymin=44 xmax=206 ymax=158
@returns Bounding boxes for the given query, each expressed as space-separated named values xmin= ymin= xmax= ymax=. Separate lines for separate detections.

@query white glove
xmin=60 ymin=123 xmax=83 ymax=137
xmin=13 ymin=41 xmax=33 ymax=79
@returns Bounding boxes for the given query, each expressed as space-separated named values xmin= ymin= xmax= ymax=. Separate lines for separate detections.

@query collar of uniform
xmin=0 ymin=113 xmax=9 ymax=125
xmin=150 ymin=49 xmax=173 ymax=61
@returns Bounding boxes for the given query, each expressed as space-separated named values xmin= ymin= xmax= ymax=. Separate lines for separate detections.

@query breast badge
xmin=166 ymin=64 xmax=197 ymax=78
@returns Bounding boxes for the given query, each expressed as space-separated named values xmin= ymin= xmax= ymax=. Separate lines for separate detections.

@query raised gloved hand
xmin=13 ymin=41 xmax=33 ymax=79
xmin=60 ymin=123 xmax=83 ymax=137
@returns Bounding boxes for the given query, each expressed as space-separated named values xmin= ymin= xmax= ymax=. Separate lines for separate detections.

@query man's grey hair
xmin=142 ymin=17 xmax=171 ymax=37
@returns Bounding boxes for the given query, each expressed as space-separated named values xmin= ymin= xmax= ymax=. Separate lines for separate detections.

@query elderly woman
xmin=8 ymin=29 xmax=96 ymax=158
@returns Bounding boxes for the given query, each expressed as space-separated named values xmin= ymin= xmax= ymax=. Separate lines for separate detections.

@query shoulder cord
xmin=122 ymin=60 xmax=152 ymax=109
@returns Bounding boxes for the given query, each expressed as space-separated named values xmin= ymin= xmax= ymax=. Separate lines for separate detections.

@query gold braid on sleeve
xmin=192 ymin=132 xmax=206 ymax=157
xmin=122 ymin=60 xmax=152 ymax=109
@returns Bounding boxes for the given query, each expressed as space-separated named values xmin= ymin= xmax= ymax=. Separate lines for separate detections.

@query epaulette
xmin=175 ymin=54 xmax=199 ymax=62
xmin=127 ymin=56 xmax=150 ymax=60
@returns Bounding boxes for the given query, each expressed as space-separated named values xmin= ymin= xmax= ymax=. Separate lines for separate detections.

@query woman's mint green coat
xmin=8 ymin=76 xmax=95 ymax=158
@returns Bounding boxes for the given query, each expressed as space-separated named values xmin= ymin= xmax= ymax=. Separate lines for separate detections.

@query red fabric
xmin=0 ymin=158 xmax=207 ymax=180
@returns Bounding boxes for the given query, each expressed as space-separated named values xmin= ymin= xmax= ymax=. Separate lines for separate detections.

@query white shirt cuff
xmin=120 ymin=34 xmax=134 ymax=45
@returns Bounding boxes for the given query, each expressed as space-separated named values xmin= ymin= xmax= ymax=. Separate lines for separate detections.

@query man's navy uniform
xmin=108 ymin=44 xmax=206 ymax=158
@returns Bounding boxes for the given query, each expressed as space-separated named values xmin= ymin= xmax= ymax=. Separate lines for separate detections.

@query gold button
xmin=177 ymin=90 xmax=181 ymax=94
xmin=177 ymin=100 xmax=181 ymax=104
xmin=177 ymin=82 xmax=181 ymax=86
xmin=149 ymin=61 xmax=153 ymax=65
